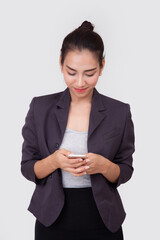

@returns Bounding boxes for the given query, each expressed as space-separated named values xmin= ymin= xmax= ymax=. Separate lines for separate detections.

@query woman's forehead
xmin=64 ymin=50 xmax=99 ymax=68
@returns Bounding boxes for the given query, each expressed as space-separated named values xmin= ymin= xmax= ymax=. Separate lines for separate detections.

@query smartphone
xmin=67 ymin=154 xmax=87 ymax=159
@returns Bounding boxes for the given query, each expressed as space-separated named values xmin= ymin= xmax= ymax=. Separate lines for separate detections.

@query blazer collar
xmin=55 ymin=87 xmax=107 ymax=140
xmin=56 ymin=87 xmax=105 ymax=110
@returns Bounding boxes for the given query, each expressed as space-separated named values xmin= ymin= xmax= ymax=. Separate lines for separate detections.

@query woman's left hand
xmin=73 ymin=153 xmax=108 ymax=176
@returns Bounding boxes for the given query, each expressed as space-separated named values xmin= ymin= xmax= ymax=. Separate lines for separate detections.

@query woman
xmin=21 ymin=20 xmax=135 ymax=240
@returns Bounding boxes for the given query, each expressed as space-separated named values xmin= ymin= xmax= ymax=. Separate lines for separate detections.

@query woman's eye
xmin=68 ymin=73 xmax=76 ymax=76
xmin=86 ymin=74 xmax=95 ymax=77
xmin=67 ymin=73 xmax=95 ymax=77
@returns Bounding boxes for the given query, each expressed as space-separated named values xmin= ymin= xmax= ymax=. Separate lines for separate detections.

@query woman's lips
xmin=74 ymin=88 xmax=87 ymax=93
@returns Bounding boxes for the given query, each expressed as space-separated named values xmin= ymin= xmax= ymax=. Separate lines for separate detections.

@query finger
xmin=64 ymin=160 xmax=84 ymax=169
xmin=74 ymin=165 xmax=90 ymax=174
xmin=72 ymin=172 xmax=87 ymax=177
xmin=69 ymin=158 xmax=86 ymax=165
xmin=64 ymin=167 xmax=86 ymax=176
xmin=73 ymin=158 xmax=91 ymax=168
xmin=68 ymin=158 xmax=83 ymax=164
xmin=65 ymin=164 xmax=90 ymax=174
xmin=70 ymin=162 xmax=86 ymax=169
xmin=72 ymin=158 xmax=89 ymax=164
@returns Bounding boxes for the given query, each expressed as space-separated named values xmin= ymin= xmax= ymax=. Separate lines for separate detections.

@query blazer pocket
xmin=102 ymin=127 xmax=121 ymax=141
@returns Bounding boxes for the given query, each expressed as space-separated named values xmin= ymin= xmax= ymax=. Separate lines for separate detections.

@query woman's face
xmin=59 ymin=49 xmax=105 ymax=101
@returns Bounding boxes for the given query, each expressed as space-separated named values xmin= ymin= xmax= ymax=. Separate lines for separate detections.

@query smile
xmin=74 ymin=88 xmax=87 ymax=93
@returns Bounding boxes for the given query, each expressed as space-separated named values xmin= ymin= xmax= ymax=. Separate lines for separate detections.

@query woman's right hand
xmin=51 ymin=148 xmax=88 ymax=176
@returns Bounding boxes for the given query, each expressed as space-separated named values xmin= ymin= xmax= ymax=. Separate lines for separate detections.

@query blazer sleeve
xmin=112 ymin=103 xmax=135 ymax=188
xmin=21 ymin=97 xmax=47 ymax=185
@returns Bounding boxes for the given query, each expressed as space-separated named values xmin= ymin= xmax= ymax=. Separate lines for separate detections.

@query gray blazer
xmin=21 ymin=87 xmax=135 ymax=232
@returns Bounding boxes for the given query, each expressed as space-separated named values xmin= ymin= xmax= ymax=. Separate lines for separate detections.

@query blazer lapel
xmin=54 ymin=87 xmax=71 ymax=141
xmin=87 ymin=87 xmax=107 ymax=140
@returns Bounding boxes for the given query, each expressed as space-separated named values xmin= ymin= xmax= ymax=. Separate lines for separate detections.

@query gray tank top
xmin=59 ymin=127 xmax=91 ymax=188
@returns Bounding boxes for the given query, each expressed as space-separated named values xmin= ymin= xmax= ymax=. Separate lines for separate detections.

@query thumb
xmin=61 ymin=148 xmax=73 ymax=156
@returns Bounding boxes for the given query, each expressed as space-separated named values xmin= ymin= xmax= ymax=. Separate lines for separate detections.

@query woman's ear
xmin=99 ymin=58 xmax=105 ymax=76
xmin=59 ymin=56 xmax=63 ymax=72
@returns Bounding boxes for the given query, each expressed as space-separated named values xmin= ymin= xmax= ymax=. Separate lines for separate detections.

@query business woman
xmin=21 ymin=20 xmax=135 ymax=240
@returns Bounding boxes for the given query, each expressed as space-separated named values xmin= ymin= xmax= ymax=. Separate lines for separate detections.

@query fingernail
xmin=85 ymin=166 xmax=90 ymax=169
xmin=79 ymin=158 xmax=83 ymax=161
xmin=83 ymin=172 xmax=87 ymax=175
xmin=86 ymin=159 xmax=90 ymax=162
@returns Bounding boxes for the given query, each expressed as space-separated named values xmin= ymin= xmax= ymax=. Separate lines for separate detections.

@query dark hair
xmin=60 ymin=20 xmax=105 ymax=68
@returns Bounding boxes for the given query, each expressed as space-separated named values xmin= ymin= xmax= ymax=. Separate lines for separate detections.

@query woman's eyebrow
xmin=66 ymin=65 xmax=97 ymax=72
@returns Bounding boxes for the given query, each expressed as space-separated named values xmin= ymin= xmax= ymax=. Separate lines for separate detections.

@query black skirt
xmin=35 ymin=187 xmax=123 ymax=240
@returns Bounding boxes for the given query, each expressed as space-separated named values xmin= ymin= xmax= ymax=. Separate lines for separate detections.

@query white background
xmin=0 ymin=0 xmax=159 ymax=239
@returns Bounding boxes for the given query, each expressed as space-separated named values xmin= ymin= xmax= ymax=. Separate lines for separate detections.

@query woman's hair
xmin=60 ymin=20 xmax=105 ymax=68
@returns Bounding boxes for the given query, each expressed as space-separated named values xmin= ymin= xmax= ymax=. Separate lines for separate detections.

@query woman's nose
xmin=76 ymin=75 xmax=85 ymax=87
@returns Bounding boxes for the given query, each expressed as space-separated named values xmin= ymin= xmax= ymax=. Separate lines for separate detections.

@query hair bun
xmin=78 ymin=21 xmax=94 ymax=31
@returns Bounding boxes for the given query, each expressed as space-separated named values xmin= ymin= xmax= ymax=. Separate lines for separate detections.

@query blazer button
xmin=55 ymin=143 xmax=59 ymax=148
